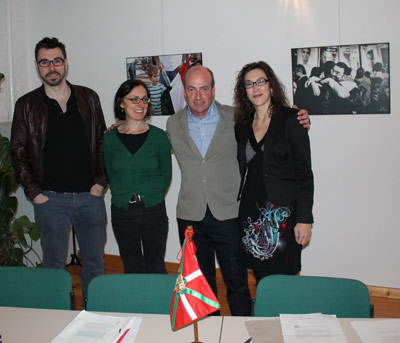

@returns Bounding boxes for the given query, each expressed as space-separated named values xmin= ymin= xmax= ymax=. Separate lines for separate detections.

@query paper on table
xmin=280 ymin=314 xmax=347 ymax=343
xmin=51 ymin=310 xmax=142 ymax=343
xmin=351 ymin=319 xmax=400 ymax=343
xmin=244 ymin=318 xmax=285 ymax=343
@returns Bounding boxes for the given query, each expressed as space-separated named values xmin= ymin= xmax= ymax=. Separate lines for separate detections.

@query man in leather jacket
xmin=10 ymin=37 xmax=107 ymax=301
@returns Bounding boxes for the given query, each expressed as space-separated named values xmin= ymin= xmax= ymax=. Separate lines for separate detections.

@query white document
xmin=351 ymin=319 xmax=400 ymax=343
xmin=51 ymin=310 xmax=142 ymax=343
xmin=280 ymin=313 xmax=347 ymax=343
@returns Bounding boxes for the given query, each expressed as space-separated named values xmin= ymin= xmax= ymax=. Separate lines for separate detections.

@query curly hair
xmin=234 ymin=61 xmax=289 ymax=125
xmin=113 ymin=79 xmax=152 ymax=120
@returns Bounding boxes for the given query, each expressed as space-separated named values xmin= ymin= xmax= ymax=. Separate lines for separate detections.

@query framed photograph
xmin=126 ymin=53 xmax=202 ymax=115
xmin=291 ymin=43 xmax=390 ymax=114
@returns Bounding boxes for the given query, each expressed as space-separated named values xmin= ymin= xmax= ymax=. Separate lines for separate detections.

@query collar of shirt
xmin=186 ymin=101 xmax=219 ymax=158
xmin=43 ymin=83 xmax=77 ymax=115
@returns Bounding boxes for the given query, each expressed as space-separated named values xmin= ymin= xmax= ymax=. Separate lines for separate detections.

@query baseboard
xmin=104 ymin=254 xmax=400 ymax=300
xmin=368 ymin=285 xmax=400 ymax=300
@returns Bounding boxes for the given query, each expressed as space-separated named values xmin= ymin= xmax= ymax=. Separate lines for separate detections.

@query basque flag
xmin=170 ymin=227 xmax=220 ymax=331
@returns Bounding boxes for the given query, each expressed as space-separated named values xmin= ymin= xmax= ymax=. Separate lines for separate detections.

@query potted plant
xmin=0 ymin=134 xmax=41 ymax=266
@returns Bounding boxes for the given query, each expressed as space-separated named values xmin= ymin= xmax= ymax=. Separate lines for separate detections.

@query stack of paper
xmin=351 ymin=319 xmax=400 ymax=343
xmin=51 ymin=310 xmax=142 ymax=343
xmin=280 ymin=313 xmax=347 ymax=343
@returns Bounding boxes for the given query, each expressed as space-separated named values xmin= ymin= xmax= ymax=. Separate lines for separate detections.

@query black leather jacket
xmin=10 ymin=83 xmax=107 ymax=200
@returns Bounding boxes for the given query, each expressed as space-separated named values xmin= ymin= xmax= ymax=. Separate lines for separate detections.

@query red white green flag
xmin=170 ymin=227 xmax=220 ymax=331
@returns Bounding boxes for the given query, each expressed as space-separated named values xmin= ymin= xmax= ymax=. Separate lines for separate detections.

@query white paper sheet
xmin=51 ymin=310 xmax=142 ymax=343
xmin=351 ymin=319 xmax=400 ymax=343
xmin=280 ymin=314 xmax=347 ymax=343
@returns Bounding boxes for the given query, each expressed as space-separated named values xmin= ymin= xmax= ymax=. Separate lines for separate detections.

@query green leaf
xmin=29 ymin=222 xmax=40 ymax=241
xmin=11 ymin=217 xmax=30 ymax=247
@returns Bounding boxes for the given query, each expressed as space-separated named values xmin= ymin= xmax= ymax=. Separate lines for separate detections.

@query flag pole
xmin=187 ymin=226 xmax=202 ymax=343
xmin=193 ymin=320 xmax=199 ymax=343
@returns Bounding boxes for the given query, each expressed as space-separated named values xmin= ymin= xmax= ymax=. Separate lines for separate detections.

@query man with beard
xmin=318 ymin=61 xmax=359 ymax=114
xmin=10 ymin=37 xmax=107 ymax=302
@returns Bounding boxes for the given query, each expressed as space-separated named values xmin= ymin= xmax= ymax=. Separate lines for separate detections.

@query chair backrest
xmin=86 ymin=273 xmax=177 ymax=314
xmin=0 ymin=266 xmax=72 ymax=310
xmin=254 ymin=274 xmax=371 ymax=318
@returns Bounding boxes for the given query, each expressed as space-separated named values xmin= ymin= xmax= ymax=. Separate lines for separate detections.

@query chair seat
xmin=0 ymin=266 xmax=73 ymax=310
xmin=254 ymin=274 xmax=371 ymax=318
xmin=86 ymin=273 xmax=177 ymax=314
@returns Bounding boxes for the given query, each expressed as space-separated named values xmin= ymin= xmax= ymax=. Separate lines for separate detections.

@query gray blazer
xmin=166 ymin=101 xmax=240 ymax=221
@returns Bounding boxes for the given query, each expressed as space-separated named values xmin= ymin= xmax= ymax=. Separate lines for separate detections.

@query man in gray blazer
xmin=167 ymin=66 xmax=308 ymax=316
xmin=166 ymin=66 xmax=249 ymax=315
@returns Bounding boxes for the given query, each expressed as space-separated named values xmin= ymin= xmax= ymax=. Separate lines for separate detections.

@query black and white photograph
xmin=126 ymin=53 xmax=202 ymax=115
xmin=291 ymin=43 xmax=390 ymax=114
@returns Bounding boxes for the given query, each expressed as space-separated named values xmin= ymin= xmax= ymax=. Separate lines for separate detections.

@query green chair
xmin=254 ymin=274 xmax=372 ymax=318
xmin=0 ymin=266 xmax=73 ymax=310
xmin=86 ymin=273 xmax=177 ymax=314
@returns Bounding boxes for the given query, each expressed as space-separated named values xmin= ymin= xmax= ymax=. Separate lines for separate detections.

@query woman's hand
xmin=294 ymin=223 xmax=312 ymax=246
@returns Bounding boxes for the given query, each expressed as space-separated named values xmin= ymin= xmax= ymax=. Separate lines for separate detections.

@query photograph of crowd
xmin=126 ymin=53 xmax=203 ymax=115
xmin=291 ymin=43 xmax=390 ymax=114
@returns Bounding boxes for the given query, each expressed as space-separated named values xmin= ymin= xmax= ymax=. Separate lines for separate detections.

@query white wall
xmin=2 ymin=0 xmax=400 ymax=288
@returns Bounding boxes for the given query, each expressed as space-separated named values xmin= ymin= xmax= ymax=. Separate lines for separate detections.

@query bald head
xmin=183 ymin=65 xmax=216 ymax=119
xmin=184 ymin=65 xmax=215 ymax=88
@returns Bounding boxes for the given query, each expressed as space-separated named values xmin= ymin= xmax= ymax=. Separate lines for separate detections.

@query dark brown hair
xmin=35 ymin=37 xmax=67 ymax=61
xmin=234 ymin=61 xmax=289 ymax=125
xmin=114 ymin=79 xmax=152 ymax=120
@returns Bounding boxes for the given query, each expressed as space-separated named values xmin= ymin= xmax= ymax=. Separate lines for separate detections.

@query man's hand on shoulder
xmin=293 ymin=105 xmax=310 ymax=129
xmin=104 ymin=122 xmax=120 ymax=134
xmin=90 ymin=184 xmax=104 ymax=197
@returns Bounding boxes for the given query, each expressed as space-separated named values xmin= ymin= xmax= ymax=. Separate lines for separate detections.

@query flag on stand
xmin=169 ymin=55 xmax=193 ymax=113
xmin=170 ymin=227 xmax=220 ymax=331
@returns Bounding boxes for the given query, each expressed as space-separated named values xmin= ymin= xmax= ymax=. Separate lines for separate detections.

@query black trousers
xmin=111 ymin=201 xmax=168 ymax=274
xmin=178 ymin=207 xmax=251 ymax=316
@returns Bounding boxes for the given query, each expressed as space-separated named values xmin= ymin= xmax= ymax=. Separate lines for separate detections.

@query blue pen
xmin=244 ymin=338 xmax=252 ymax=343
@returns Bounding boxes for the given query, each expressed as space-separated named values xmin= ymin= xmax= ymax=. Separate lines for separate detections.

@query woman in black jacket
xmin=234 ymin=61 xmax=314 ymax=283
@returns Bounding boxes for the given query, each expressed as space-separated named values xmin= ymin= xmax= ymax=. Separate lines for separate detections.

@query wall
xmin=2 ymin=0 xmax=400 ymax=288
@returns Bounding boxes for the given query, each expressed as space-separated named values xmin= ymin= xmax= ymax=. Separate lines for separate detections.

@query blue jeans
xmin=111 ymin=201 xmax=168 ymax=274
xmin=33 ymin=191 xmax=107 ymax=300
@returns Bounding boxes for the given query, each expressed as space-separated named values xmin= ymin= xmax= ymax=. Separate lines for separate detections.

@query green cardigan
xmin=104 ymin=125 xmax=172 ymax=209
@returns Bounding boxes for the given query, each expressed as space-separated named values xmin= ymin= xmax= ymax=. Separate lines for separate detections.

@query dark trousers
xmin=178 ymin=208 xmax=251 ymax=316
xmin=111 ymin=201 xmax=168 ymax=274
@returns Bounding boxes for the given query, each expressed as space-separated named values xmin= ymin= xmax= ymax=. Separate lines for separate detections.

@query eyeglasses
xmin=37 ymin=58 xmax=65 ymax=68
xmin=244 ymin=78 xmax=270 ymax=89
xmin=125 ymin=96 xmax=151 ymax=104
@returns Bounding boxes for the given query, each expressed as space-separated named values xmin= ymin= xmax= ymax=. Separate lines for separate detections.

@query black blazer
xmin=235 ymin=105 xmax=314 ymax=223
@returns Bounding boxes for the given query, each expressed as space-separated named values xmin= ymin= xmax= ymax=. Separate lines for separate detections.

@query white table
xmin=1 ymin=306 xmax=390 ymax=343
xmin=219 ymin=316 xmax=381 ymax=343
xmin=0 ymin=306 xmax=222 ymax=343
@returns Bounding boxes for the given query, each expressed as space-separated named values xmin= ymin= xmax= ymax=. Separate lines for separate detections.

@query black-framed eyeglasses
xmin=244 ymin=78 xmax=270 ymax=89
xmin=37 ymin=58 xmax=65 ymax=68
xmin=125 ymin=96 xmax=151 ymax=104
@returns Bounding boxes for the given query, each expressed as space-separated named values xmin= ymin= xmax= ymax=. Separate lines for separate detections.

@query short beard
xmin=41 ymin=71 xmax=65 ymax=86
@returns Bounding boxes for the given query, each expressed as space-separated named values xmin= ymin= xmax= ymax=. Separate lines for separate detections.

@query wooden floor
xmin=67 ymin=254 xmax=400 ymax=318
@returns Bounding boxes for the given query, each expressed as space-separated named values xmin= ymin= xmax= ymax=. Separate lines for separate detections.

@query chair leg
xmin=370 ymin=304 xmax=374 ymax=318
xmin=251 ymin=299 xmax=255 ymax=316
xmin=70 ymin=292 xmax=74 ymax=310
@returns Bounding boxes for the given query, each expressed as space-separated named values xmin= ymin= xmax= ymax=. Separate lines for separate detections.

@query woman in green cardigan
xmin=104 ymin=79 xmax=172 ymax=273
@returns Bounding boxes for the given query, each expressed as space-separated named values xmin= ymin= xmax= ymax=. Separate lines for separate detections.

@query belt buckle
xmin=129 ymin=193 xmax=141 ymax=204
